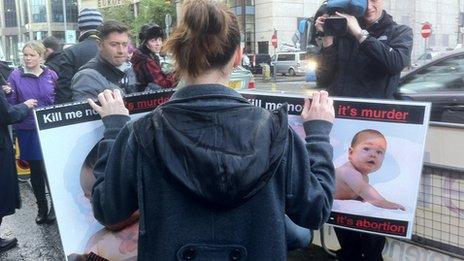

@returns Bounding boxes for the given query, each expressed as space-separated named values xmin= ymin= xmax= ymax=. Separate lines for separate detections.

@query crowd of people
xmin=0 ymin=7 xmax=178 ymax=253
xmin=0 ymin=0 xmax=412 ymax=259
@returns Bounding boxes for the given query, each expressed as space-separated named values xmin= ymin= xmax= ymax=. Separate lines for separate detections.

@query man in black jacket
xmin=54 ymin=8 xmax=103 ymax=104
xmin=43 ymin=36 xmax=62 ymax=74
xmin=70 ymin=20 xmax=133 ymax=101
xmin=316 ymin=0 xmax=412 ymax=99
xmin=315 ymin=0 xmax=413 ymax=260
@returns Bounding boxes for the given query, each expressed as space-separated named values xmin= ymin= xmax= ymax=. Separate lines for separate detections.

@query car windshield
xmin=400 ymin=54 xmax=464 ymax=93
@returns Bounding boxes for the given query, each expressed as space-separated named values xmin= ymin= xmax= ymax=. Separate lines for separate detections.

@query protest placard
xmin=35 ymin=90 xmax=429 ymax=259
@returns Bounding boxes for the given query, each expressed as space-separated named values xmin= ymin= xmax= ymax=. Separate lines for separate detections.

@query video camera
xmin=323 ymin=0 xmax=367 ymax=36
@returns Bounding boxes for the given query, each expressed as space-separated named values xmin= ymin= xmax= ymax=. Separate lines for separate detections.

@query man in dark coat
xmin=43 ymin=36 xmax=63 ymax=74
xmin=54 ymin=8 xmax=103 ymax=104
xmin=315 ymin=0 xmax=413 ymax=259
xmin=0 ymin=88 xmax=36 ymax=252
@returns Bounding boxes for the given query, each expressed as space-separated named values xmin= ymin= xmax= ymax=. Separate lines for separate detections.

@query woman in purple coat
xmin=6 ymin=41 xmax=57 ymax=224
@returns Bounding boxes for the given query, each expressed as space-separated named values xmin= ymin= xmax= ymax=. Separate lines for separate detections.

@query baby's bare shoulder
xmin=337 ymin=163 xmax=363 ymax=180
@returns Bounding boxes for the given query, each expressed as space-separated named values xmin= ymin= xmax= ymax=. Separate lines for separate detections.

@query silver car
xmin=271 ymin=52 xmax=309 ymax=76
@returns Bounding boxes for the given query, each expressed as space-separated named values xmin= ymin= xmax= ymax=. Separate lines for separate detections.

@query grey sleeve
xmin=91 ymin=115 xmax=138 ymax=227
xmin=71 ymin=69 xmax=109 ymax=101
xmin=285 ymin=120 xmax=335 ymax=229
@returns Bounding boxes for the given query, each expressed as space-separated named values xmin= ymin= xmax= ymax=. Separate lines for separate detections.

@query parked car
xmin=228 ymin=66 xmax=255 ymax=90
xmin=411 ymin=51 xmax=442 ymax=68
xmin=396 ymin=49 xmax=464 ymax=124
xmin=271 ymin=52 xmax=311 ymax=76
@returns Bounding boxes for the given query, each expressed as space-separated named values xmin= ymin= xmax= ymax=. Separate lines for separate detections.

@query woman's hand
xmin=2 ymin=84 xmax=12 ymax=94
xmin=88 ymin=89 xmax=129 ymax=118
xmin=301 ymin=90 xmax=335 ymax=123
xmin=23 ymin=99 xmax=38 ymax=109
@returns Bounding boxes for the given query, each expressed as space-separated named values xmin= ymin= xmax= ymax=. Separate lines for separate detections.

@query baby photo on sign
xmin=328 ymin=113 xmax=428 ymax=238
xmin=334 ymin=129 xmax=405 ymax=211
xmin=286 ymin=96 xmax=429 ymax=239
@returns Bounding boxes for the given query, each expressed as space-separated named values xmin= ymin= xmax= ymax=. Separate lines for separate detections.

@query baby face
xmin=349 ymin=135 xmax=387 ymax=175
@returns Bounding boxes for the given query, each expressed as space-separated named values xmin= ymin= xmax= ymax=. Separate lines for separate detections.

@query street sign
xmin=65 ymin=30 xmax=76 ymax=44
xmin=421 ymin=23 xmax=432 ymax=38
xmin=271 ymin=33 xmax=277 ymax=48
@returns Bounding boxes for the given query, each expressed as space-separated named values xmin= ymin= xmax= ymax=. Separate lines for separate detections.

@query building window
xmin=51 ymin=0 xmax=78 ymax=23
xmin=35 ymin=31 xmax=49 ymax=40
xmin=51 ymin=0 xmax=64 ymax=22
xmin=258 ymin=41 xmax=269 ymax=54
xmin=30 ymin=0 xmax=47 ymax=23
xmin=66 ymin=0 xmax=78 ymax=22
xmin=23 ymin=0 xmax=29 ymax=24
xmin=4 ymin=0 xmax=17 ymax=27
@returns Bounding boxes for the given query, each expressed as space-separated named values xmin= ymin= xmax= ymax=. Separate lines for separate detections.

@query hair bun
xmin=184 ymin=0 xmax=224 ymax=35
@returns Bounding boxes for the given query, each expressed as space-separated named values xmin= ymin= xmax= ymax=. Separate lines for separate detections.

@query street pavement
xmin=0 ymin=182 xmax=65 ymax=260
xmin=253 ymin=75 xmax=320 ymax=95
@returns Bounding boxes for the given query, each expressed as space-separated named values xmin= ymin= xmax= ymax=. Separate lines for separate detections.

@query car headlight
xmin=307 ymin=61 xmax=317 ymax=71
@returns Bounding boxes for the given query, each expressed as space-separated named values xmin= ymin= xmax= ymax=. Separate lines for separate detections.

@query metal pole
xmin=242 ymin=0 xmax=246 ymax=52
xmin=272 ymin=29 xmax=277 ymax=81
xmin=62 ymin=0 xmax=67 ymax=42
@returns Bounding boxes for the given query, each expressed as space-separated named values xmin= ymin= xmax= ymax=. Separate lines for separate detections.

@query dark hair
xmin=42 ymin=36 xmax=62 ymax=51
xmin=351 ymin=129 xmax=386 ymax=147
xmin=164 ymin=0 xmax=241 ymax=78
xmin=98 ymin=20 xmax=130 ymax=40
xmin=139 ymin=23 xmax=165 ymax=44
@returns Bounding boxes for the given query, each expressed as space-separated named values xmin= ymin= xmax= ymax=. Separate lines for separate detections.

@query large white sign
xmin=35 ymin=90 xmax=430 ymax=259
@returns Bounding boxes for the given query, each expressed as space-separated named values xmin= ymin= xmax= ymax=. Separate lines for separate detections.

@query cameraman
xmin=315 ymin=0 xmax=412 ymax=99
xmin=315 ymin=0 xmax=412 ymax=260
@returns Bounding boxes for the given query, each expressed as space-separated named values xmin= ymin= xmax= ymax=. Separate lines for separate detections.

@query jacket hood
xmin=134 ymin=85 xmax=288 ymax=208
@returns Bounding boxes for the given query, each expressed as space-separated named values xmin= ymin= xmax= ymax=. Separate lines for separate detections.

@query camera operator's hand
xmin=335 ymin=12 xmax=364 ymax=42
xmin=315 ymin=14 xmax=334 ymax=47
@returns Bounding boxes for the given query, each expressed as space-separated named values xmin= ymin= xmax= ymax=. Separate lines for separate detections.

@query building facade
xmin=230 ymin=0 xmax=464 ymax=59
xmin=0 ymin=0 xmax=78 ymax=63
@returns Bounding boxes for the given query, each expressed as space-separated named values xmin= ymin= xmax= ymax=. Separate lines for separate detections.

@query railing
xmin=411 ymin=163 xmax=464 ymax=259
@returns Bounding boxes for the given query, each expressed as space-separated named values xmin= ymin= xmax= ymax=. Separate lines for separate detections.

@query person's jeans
xmin=285 ymin=215 xmax=312 ymax=251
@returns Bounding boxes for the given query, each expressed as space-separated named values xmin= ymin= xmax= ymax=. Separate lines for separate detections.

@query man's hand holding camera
xmin=335 ymin=12 xmax=368 ymax=43
xmin=315 ymin=12 xmax=368 ymax=47
xmin=315 ymin=14 xmax=334 ymax=47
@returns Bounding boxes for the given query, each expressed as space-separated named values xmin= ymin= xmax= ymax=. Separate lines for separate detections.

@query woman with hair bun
xmin=88 ymin=0 xmax=336 ymax=259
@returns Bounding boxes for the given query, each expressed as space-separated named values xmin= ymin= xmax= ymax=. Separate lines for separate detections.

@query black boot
xmin=35 ymin=201 xmax=49 ymax=224
xmin=46 ymin=205 xmax=56 ymax=223
xmin=0 ymin=237 xmax=18 ymax=252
